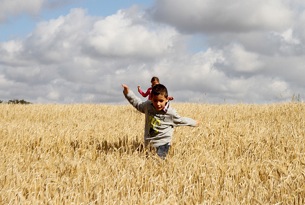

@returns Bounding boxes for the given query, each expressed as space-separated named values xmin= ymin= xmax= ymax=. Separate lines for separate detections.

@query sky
xmin=1 ymin=0 xmax=305 ymax=104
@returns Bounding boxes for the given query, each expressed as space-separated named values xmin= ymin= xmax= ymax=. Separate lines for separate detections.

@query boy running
xmin=122 ymin=83 xmax=198 ymax=159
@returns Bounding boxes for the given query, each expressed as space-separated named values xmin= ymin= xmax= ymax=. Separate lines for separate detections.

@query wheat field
xmin=0 ymin=102 xmax=305 ymax=204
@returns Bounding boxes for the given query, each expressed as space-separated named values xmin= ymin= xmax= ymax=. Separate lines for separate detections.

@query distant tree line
xmin=0 ymin=99 xmax=32 ymax=104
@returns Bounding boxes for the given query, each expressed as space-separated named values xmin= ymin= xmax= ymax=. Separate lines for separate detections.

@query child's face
xmin=151 ymin=94 xmax=168 ymax=111
xmin=151 ymin=80 xmax=159 ymax=87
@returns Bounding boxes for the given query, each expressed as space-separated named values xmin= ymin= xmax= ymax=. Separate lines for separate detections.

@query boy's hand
xmin=195 ymin=121 xmax=200 ymax=126
xmin=122 ymin=84 xmax=129 ymax=95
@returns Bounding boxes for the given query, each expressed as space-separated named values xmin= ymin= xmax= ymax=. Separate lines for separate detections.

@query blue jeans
xmin=156 ymin=143 xmax=170 ymax=159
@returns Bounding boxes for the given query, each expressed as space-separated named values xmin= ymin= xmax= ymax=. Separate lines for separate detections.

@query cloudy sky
xmin=1 ymin=0 xmax=304 ymax=104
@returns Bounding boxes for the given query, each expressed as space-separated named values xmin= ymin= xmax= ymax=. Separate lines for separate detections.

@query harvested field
xmin=1 ymin=103 xmax=304 ymax=204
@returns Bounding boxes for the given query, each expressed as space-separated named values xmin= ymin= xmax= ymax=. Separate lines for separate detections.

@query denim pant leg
xmin=156 ymin=143 xmax=170 ymax=159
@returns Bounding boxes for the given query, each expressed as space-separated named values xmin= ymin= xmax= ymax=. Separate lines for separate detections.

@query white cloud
xmin=0 ymin=0 xmax=76 ymax=23
xmin=220 ymin=44 xmax=264 ymax=73
xmin=23 ymin=8 xmax=94 ymax=63
xmin=86 ymin=10 xmax=178 ymax=58
xmin=294 ymin=10 xmax=305 ymax=43
xmin=152 ymin=0 xmax=294 ymax=33
xmin=0 ymin=0 xmax=44 ymax=22
xmin=280 ymin=29 xmax=300 ymax=45
xmin=47 ymin=90 xmax=60 ymax=101
xmin=1 ymin=1 xmax=305 ymax=104
xmin=0 ymin=8 xmax=182 ymax=103
xmin=0 ymin=40 xmax=24 ymax=66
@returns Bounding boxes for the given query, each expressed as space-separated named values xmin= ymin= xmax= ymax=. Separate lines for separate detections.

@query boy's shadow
xmin=70 ymin=137 xmax=152 ymax=155
xmin=96 ymin=138 xmax=145 ymax=154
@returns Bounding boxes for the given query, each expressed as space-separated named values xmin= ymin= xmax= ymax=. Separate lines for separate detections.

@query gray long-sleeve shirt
xmin=124 ymin=90 xmax=197 ymax=147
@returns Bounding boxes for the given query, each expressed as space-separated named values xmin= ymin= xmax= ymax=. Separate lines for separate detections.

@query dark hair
xmin=151 ymin=76 xmax=159 ymax=83
xmin=151 ymin=84 xmax=168 ymax=98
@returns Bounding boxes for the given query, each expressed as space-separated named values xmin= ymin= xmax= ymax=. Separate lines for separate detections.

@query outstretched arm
xmin=137 ymin=85 xmax=142 ymax=94
xmin=122 ymin=84 xmax=147 ymax=113
xmin=122 ymin=84 xmax=129 ymax=95
xmin=138 ymin=86 xmax=151 ymax=97
xmin=137 ymin=85 xmax=145 ymax=96
xmin=171 ymin=109 xmax=199 ymax=127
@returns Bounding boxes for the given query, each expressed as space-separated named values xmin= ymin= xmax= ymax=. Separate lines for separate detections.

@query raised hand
xmin=122 ymin=84 xmax=129 ymax=95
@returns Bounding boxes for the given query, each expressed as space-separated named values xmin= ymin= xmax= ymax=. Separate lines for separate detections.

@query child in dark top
xmin=122 ymin=83 xmax=198 ymax=159
xmin=138 ymin=76 xmax=174 ymax=101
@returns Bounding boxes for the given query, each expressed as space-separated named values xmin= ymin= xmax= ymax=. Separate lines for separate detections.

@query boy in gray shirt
xmin=122 ymin=83 xmax=199 ymax=159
